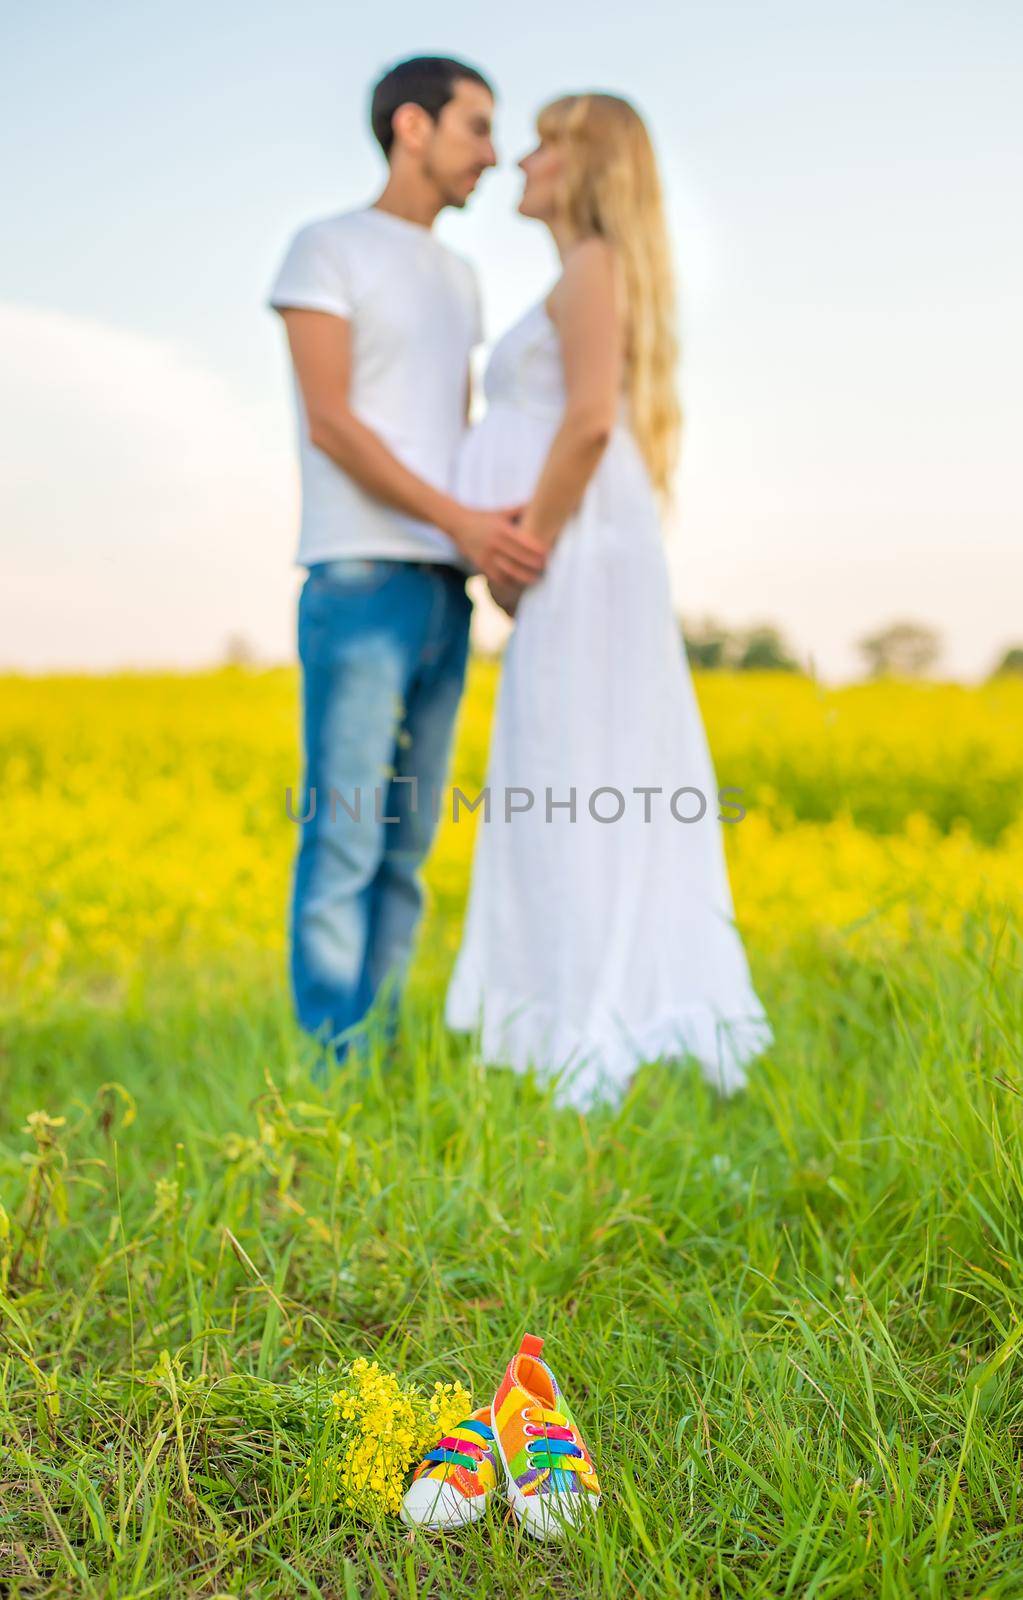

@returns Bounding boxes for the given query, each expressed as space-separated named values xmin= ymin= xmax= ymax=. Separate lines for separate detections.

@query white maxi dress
xmin=444 ymin=300 xmax=773 ymax=1109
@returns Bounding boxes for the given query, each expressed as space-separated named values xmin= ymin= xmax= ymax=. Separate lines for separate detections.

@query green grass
xmin=2 ymin=668 xmax=1023 ymax=1597
xmin=3 ymin=925 xmax=1022 ymax=1597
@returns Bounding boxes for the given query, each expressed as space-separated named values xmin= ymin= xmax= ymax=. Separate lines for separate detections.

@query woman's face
xmin=517 ymin=136 xmax=566 ymax=221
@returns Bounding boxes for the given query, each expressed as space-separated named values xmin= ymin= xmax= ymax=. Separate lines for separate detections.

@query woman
xmin=445 ymin=93 xmax=773 ymax=1109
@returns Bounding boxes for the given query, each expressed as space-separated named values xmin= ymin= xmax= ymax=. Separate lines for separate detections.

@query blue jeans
xmin=290 ymin=556 xmax=472 ymax=1058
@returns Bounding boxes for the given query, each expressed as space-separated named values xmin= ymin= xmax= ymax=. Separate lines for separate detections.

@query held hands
xmin=446 ymin=503 xmax=547 ymax=590
xmin=488 ymin=578 xmax=525 ymax=618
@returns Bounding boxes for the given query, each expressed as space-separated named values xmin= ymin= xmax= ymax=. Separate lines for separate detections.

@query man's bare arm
xmin=279 ymin=308 xmax=547 ymax=589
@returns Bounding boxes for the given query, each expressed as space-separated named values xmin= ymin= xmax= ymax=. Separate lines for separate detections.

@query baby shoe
xmin=400 ymin=1405 xmax=498 ymax=1529
xmin=492 ymin=1334 xmax=600 ymax=1539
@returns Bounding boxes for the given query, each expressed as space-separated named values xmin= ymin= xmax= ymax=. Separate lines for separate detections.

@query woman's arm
xmin=520 ymin=238 xmax=625 ymax=552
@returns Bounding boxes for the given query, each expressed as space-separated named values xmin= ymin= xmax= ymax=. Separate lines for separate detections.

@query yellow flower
xmin=306 ymin=1358 xmax=473 ymax=1520
xmin=24 ymin=1110 xmax=67 ymax=1139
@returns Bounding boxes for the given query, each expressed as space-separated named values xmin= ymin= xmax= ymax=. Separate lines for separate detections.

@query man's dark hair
xmin=370 ymin=56 xmax=493 ymax=158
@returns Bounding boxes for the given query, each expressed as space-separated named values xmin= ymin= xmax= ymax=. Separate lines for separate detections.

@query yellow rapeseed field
xmin=2 ymin=662 xmax=1020 ymax=1012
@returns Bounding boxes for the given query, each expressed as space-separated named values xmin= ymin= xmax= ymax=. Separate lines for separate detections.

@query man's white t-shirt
xmin=268 ymin=207 xmax=482 ymax=570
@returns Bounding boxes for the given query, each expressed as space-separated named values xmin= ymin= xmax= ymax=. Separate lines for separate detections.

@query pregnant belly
xmin=455 ymin=402 xmax=557 ymax=510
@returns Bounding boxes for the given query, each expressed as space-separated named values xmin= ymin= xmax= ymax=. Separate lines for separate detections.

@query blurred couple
xmin=270 ymin=55 xmax=772 ymax=1109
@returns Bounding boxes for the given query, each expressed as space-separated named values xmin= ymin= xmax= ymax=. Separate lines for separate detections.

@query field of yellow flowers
xmin=1 ymin=663 xmax=1022 ymax=1599
xmin=3 ymin=662 xmax=1021 ymax=1013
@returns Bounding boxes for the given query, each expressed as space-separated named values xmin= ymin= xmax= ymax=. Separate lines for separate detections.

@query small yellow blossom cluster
xmin=24 ymin=1110 xmax=67 ymax=1144
xmin=305 ymin=1357 xmax=471 ymax=1518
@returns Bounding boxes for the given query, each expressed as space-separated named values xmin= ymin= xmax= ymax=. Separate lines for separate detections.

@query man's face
xmin=423 ymin=80 xmax=497 ymax=207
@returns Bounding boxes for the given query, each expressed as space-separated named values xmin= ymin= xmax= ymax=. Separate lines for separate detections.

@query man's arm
xmin=279 ymin=308 xmax=547 ymax=590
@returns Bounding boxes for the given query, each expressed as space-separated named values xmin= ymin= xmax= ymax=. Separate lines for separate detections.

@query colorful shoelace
xmin=420 ymin=1416 xmax=493 ymax=1473
xmin=523 ymin=1406 xmax=598 ymax=1487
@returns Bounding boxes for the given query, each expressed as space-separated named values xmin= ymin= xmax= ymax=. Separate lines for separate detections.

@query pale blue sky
xmin=2 ymin=0 xmax=1020 ymax=678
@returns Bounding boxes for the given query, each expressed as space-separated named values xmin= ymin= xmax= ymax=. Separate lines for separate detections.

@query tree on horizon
xmin=681 ymin=614 xmax=801 ymax=673
xmin=857 ymin=620 xmax=942 ymax=679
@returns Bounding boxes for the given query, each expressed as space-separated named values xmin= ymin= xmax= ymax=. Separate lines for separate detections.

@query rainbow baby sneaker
xmin=492 ymin=1334 xmax=600 ymax=1539
xmin=400 ymin=1406 xmax=498 ymax=1530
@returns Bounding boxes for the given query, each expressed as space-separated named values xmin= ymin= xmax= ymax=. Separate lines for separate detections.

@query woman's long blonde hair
xmin=537 ymin=92 xmax=681 ymax=501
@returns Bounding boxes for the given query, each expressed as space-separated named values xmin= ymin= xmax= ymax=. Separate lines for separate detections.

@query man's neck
xmin=372 ymin=171 xmax=443 ymax=230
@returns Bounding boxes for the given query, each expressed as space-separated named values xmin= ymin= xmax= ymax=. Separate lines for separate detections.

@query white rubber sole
xmin=399 ymin=1478 xmax=490 ymax=1532
xmin=490 ymin=1401 xmax=600 ymax=1541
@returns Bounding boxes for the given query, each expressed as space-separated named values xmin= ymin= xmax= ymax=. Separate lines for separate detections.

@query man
xmin=269 ymin=55 xmax=547 ymax=1060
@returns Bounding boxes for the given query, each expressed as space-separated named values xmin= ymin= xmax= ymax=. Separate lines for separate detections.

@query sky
xmin=1 ymin=0 xmax=1020 ymax=681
